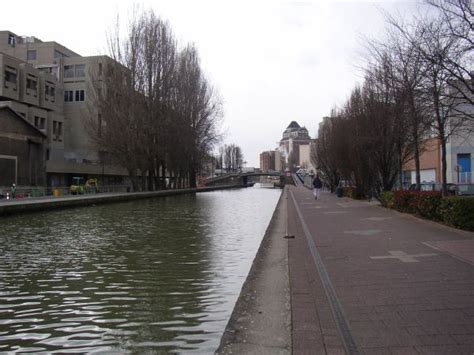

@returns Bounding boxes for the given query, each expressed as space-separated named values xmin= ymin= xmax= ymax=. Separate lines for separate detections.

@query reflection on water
xmin=0 ymin=187 xmax=281 ymax=353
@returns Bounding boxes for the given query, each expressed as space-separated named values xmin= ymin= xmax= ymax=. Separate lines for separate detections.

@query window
xmin=64 ymin=90 xmax=73 ymax=102
xmin=98 ymin=62 xmax=103 ymax=76
xmin=26 ymin=75 xmax=38 ymax=95
xmin=54 ymin=50 xmax=67 ymax=58
xmin=75 ymin=64 xmax=85 ymax=77
xmin=64 ymin=65 xmax=74 ymax=78
xmin=75 ymin=89 xmax=85 ymax=102
xmin=27 ymin=50 xmax=37 ymax=60
xmin=4 ymin=66 xmax=17 ymax=85
xmin=52 ymin=121 xmax=63 ymax=140
xmin=8 ymin=34 xmax=15 ymax=46
xmin=34 ymin=116 xmax=45 ymax=129
xmin=45 ymin=81 xmax=55 ymax=101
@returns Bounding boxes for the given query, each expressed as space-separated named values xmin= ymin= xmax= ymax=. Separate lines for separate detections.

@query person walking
xmin=312 ymin=174 xmax=322 ymax=200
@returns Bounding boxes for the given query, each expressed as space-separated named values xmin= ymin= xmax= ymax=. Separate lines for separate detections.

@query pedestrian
xmin=10 ymin=183 xmax=16 ymax=199
xmin=312 ymin=174 xmax=322 ymax=200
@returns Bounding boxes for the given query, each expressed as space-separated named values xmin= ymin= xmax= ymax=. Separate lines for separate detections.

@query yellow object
xmin=53 ymin=189 xmax=61 ymax=197
xmin=85 ymin=179 xmax=99 ymax=193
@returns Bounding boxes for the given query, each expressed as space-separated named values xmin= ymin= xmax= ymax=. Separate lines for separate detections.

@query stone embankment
xmin=216 ymin=188 xmax=291 ymax=354
xmin=0 ymin=185 xmax=239 ymax=216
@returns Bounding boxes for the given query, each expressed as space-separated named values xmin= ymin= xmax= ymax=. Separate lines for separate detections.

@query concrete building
xmin=278 ymin=121 xmax=312 ymax=171
xmin=403 ymin=138 xmax=442 ymax=186
xmin=299 ymin=142 xmax=317 ymax=174
xmin=0 ymin=30 xmax=127 ymax=188
xmin=260 ymin=150 xmax=276 ymax=172
xmin=0 ymin=106 xmax=46 ymax=187
xmin=403 ymin=133 xmax=474 ymax=186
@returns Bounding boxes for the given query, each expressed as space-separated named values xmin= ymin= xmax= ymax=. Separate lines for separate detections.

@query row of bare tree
xmin=217 ymin=144 xmax=244 ymax=173
xmin=314 ymin=0 xmax=473 ymax=197
xmin=88 ymin=10 xmax=222 ymax=190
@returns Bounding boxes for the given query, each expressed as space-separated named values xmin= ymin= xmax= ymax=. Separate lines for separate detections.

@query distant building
xmin=260 ymin=150 xmax=275 ymax=172
xmin=278 ymin=121 xmax=312 ymax=171
xmin=299 ymin=142 xmax=317 ymax=174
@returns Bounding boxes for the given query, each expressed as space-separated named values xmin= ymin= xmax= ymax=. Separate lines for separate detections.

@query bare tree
xmin=87 ymin=9 xmax=222 ymax=191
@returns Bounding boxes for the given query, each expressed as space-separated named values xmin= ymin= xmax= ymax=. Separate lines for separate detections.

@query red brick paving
xmin=287 ymin=185 xmax=474 ymax=354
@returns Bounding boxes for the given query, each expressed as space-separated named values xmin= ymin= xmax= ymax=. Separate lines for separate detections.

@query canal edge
xmin=0 ymin=185 xmax=242 ymax=217
xmin=216 ymin=186 xmax=291 ymax=355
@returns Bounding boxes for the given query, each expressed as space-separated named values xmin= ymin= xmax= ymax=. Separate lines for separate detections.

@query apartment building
xmin=259 ymin=150 xmax=275 ymax=172
xmin=278 ymin=121 xmax=312 ymax=171
xmin=0 ymin=30 xmax=127 ymax=188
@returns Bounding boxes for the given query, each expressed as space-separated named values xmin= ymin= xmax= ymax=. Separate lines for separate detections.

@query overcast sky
xmin=3 ymin=0 xmax=422 ymax=166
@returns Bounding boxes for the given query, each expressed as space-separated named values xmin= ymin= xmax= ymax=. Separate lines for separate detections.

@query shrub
xmin=412 ymin=191 xmax=442 ymax=220
xmin=439 ymin=197 xmax=474 ymax=231
xmin=393 ymin=190 xmax=417 ymax=213
xmin=379 ymin=191 xmax=394 ymax=208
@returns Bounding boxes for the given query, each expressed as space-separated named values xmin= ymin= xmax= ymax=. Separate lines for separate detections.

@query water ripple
xmin=0 ymin=188 xmax=281 ymax=352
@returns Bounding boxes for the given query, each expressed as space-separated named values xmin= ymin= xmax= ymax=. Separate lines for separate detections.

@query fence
xmin=456 ymin=172 xmax=472 ymax=184
xmin=0 ymin=185 xmax=131 ymax=199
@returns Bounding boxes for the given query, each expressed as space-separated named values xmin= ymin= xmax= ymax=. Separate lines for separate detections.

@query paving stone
xmin=286 ymin=186 xmax=474 ymax=355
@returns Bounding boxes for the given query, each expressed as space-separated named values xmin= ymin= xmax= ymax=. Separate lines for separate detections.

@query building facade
xmin=0 ymin=30 xmax=127 ymax=189
xmin=278 ymin=121 xmax=312 ymax=171
xmin=299 ymin=142 xmax=316 ymax=174
xmin=259 ymin=150 xmax=276 ymax=172
xmin=0 ymin=106 xmax=46 ymax=187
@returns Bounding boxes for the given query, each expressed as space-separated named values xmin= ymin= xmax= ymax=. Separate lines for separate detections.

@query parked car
xmin=408 ymin=183 xmax=458 ymax=195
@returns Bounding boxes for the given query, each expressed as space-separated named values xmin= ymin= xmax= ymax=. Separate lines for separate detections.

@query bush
xmin=439 ymin=197 xmax=474 ymax=231
xmin=379 ymin=191 xmax=394 ymax=208
xmin=412 ymin=191 xmax=442 ymax=220
xmin=393 ymin=190 xmax=417 ymax=213
xmin=392 ymin=190 xmax=442 ymax=219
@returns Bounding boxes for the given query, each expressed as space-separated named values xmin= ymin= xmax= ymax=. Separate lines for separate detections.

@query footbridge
xmin=205 ymin=171 xmax=285 ymax=187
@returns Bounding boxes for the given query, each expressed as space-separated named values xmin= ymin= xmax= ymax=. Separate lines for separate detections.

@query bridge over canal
xmin=206 ymin=172 xmax=285 ymax=187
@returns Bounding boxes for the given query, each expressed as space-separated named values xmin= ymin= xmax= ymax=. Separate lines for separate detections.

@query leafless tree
xmin=87 ymin=9 xmax=222 ymax=190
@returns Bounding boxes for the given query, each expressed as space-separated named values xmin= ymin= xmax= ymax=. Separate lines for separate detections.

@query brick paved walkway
xmin=287 ymin=185 xmax=474 ymax=354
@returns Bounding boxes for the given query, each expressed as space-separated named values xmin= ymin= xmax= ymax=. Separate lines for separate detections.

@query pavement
xmin=287 ymin=184 xmax=474 ymax=354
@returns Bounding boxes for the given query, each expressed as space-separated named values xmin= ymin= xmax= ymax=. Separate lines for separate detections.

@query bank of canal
xmin=0 ymin=186 xmax=281 ymax=353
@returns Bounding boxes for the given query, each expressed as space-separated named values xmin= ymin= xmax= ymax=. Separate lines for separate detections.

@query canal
xmin=0 ymin=186 xmax=282 ymax=353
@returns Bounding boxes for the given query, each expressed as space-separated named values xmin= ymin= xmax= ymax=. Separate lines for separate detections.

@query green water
xmin=0 ymin=187 xmax=281 ymax=353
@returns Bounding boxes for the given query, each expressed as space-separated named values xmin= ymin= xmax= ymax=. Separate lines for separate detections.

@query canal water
xmin=0 ymin=187 xmax=281 ymax=353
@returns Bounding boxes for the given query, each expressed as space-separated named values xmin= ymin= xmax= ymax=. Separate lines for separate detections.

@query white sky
xmin=3 ymin=0 xmax=422 ymax=166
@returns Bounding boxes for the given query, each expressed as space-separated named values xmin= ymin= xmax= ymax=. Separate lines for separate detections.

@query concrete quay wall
xmin=216 ymin=187 xmax=291 ymax=354
xmin=0 ymin=185 xmax=241 ymax=216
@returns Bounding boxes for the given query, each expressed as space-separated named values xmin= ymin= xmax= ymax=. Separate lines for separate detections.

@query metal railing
xmin=0 ymin=185 xmax=131 ymax=200
xmin=455 ymin=172 xmax=472 ymax=184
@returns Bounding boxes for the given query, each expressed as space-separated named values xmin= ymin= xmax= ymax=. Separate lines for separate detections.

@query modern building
xmin=259 ymin=150 xmax=275 ymax=172
xmin=278 ymin=121 xmax=313 ymax=171
xmin=0 ymin=106 xmax=46 ymax=187
xmin=403 ymin=133 xmax=473 ymax=186
xmin=299 ymin=142 xmax=317 ymax=174
xmin=0 ymin=30 xmax=127 ymax=189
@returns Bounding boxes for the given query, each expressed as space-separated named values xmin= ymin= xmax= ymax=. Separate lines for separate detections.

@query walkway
xmin=287 ymin=184 xmax=474 ymax=354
